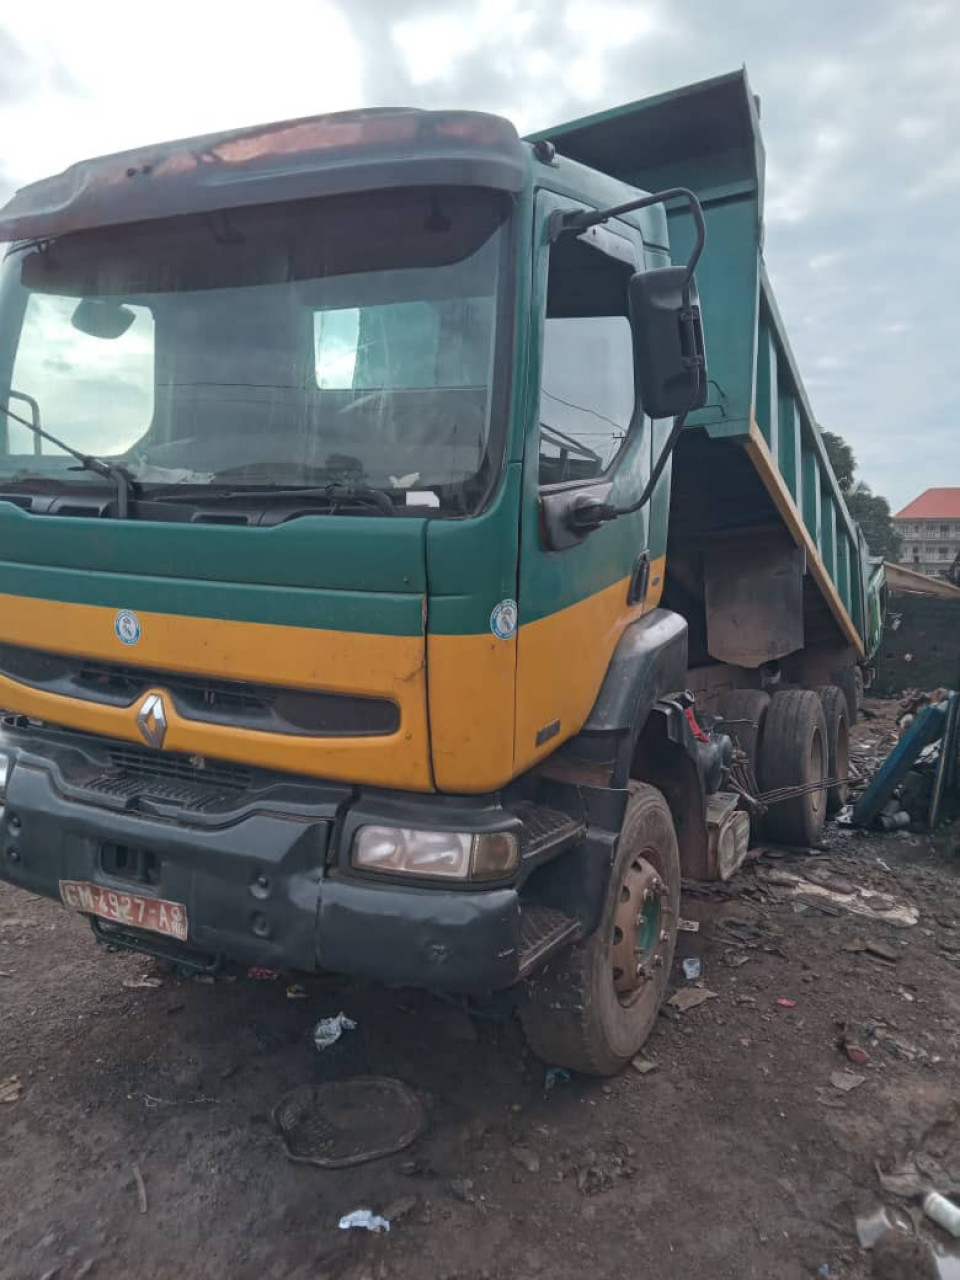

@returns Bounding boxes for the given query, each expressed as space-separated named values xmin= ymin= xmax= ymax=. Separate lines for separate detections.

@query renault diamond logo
xmin=137 ymin=693 xmax=167 ymax=748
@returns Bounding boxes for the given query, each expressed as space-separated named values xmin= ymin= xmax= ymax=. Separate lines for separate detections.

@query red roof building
xmin=893 ymin=489 xmax=960 ymax=579
xmin=894 ymin=488 xmax=960 ymax=521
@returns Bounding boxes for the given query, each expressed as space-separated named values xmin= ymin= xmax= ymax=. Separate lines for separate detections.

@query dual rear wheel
xmin=721 ymin=683 xmax=850 ymax=845
xmin=520 ymin=681 xmax=852 ymax=1076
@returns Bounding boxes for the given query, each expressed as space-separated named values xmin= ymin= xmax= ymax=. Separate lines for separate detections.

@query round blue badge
xmin=490 ymin=598 xmax=518 ymax=641
xmin=114 ymin=609 xmax=142 ymax=646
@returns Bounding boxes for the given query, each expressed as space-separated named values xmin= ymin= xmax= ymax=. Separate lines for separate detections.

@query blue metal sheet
xmin=851 ymin=702 xmax=948 ymax=828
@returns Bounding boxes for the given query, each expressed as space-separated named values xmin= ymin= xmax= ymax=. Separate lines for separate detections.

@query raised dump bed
xmin=531 ymin=70 xmax=877 ymax=692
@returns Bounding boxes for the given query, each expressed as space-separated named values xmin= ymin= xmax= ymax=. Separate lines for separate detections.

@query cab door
xmin=514 ymin=192 xmax=658 ymax=774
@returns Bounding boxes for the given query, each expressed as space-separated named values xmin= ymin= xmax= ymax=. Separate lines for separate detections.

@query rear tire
xmin=519 ymin=783 xmax=680 ymax=1077
xmin=758 ymin=689 xmax=828 ymax=846
xmin=718 ymin=688 xmax=770 ymax=775
xmin=832 ymin=666 xmax=861 ymax=725
xmin=816 ymin=685 xmax=851 ymax=814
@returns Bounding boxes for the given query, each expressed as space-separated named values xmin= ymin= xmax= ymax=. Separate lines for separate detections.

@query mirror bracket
xmin=540 ymin=483 xmax=614 ymax=551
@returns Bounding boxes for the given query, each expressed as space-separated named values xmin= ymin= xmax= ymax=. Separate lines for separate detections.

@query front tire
xmin=519 ymin=783 xmax=680 ymax=1077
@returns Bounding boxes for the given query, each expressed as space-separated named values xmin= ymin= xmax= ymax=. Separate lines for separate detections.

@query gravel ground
xmin=2 ymin=698 xmax=959 ymax=1280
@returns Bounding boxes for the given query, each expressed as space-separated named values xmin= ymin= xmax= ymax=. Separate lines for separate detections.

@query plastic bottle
xmin=923 ymin=1192 xmax=960 ymax=1239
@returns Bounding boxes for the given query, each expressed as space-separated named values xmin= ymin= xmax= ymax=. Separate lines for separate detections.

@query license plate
xmin=59 ymin=881 xmax=188 ymax=942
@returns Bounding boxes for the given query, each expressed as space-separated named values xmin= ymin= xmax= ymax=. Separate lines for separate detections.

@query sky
xmin=1 ymin=0 xmax=957 ymax=511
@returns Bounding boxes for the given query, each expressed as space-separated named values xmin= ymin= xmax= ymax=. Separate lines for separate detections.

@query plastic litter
xmin=925 ymin=1193 xmax=960 ymax=1239
xmin=776 ymin=997 xmax=797 ymax=1008
xmin=682 ymin=957 xmax=702 ymax=981
xmin=856 ymin=1206 xmax=899 ymax=1249
xmin=545 ymin=1066 xmax=571 ymax=1091
xmin=313 ymin=1012 xmax=357 ymax=1051
xmin=878 ymin=811 xmax=911 ymax=831
xmin=338 ymin=1209 xmax=390 ymax=1234
xmin=247 ymin=966 xmax=280 ymax=980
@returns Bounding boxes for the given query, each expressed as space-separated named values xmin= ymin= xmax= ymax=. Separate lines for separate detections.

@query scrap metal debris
xmin=852 ymin=690 xmax=959 ymax=831
xmin=132 ymin=1162 xmax=148 ymax=1215
xmin=668 ymin=987 xmax=717 ymax=1012
xmin=759 ymin=868 xmax=919 ymax=928
xmin=0 ymin=1074 xmax=22 ymax=1103
xmin=830 ymin=1071 xmax=866 ymax=1093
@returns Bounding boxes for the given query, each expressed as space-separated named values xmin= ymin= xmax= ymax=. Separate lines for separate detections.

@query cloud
xmin=0 ymin=0 xmax=957 ymax=512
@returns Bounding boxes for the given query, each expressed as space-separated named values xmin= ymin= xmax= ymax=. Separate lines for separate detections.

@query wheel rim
xmin=809 ymin=726 xmax=826 ymax=815
xmin=610 ymin=855 xmax=668 ymax=1006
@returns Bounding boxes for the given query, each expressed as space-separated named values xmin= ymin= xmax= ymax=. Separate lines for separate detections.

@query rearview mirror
xmin=629 ymin=267 xmax=707 ymax=419
xmin=72 ymin=298 xmax=136 ymax=340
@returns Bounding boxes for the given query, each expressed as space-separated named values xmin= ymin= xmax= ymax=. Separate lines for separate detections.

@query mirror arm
xmin=549 ymin=187 xmax=706 ymax=289
xmin=610 ymin=407 xmax=691 ymax=519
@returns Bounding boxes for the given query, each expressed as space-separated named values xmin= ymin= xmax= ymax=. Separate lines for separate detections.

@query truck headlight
xmin=352 ymin=826 xmax=519 ymax=881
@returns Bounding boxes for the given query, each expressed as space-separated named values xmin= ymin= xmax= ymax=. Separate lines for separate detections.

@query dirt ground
xmin=2 ymin=699 xmax=960 ymax=1280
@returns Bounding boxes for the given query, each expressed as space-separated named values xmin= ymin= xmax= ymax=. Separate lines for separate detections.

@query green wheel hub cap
xmin=611 ymin=855 xmax=667 ymax=1000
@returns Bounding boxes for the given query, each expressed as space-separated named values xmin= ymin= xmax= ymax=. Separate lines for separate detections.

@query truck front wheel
xmin=519 ymin=783 xmax=680 ymax=1077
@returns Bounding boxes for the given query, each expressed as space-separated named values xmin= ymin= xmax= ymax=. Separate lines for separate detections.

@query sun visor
xmin=0 ymin=109 xmax=527 ymax=242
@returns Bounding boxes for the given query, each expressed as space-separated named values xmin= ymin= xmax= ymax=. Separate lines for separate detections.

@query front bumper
xmin=0 ymin=722 xmax=524 ymax=991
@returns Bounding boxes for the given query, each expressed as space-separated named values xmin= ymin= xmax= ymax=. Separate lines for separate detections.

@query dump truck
xmin=0 ymin=71 xmax=883 ymax=1074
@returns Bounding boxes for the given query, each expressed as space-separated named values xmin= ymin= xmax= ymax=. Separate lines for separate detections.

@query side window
xmin=538 ymin=232 xmax=636 ymax=487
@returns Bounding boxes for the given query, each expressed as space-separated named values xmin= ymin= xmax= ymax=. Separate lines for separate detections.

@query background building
xmin=893 ymin=488 xmax=960 ymax=579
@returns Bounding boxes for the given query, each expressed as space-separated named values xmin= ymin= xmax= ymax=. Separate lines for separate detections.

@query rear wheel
xmin=758 ymin=689 xmax=828 ymax=846
xmin=816 ymin=685 xmax=851 ymax=814
xmin=718 ymin=688 xmax=770 ymax=776
xmin=519 ymin=783 xmax=680 ymax=1077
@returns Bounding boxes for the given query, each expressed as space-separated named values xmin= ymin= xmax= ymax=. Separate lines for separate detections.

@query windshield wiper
xmin=0 ymin=394 xmax=134 ymax=518
xmin=147 ymin=482 xmax=398 ymax=517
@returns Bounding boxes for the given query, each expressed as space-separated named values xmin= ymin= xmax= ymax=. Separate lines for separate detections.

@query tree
xmin=821 ymin=430 xmax=856 ymax=494
xmin=820 ymin=428 xmax=901 ymax=560
xmin=846 ymin=482 xmax=903 ymax=561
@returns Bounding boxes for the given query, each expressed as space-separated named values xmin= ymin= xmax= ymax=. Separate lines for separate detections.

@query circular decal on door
xmin=490 ymin=598 xmax=518 ymax=641
xmin=114 ymin=609 xmax=142 ymax=646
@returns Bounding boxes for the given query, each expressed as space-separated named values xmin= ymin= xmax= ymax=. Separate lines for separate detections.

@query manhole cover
xmin=273 ymin=1077 xmax=426 ymax=1168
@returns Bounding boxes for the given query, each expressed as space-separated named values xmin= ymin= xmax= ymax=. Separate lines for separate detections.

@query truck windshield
xmin=0 ymin=187 xmax=510 ymax=515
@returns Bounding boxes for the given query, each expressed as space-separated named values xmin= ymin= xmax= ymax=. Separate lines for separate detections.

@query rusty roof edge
xmin=0 ymin=108 xmax=526 ymax=243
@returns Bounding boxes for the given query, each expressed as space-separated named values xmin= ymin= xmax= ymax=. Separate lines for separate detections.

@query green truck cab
xmin=0 ymin=72 xmax=880 ymax=1074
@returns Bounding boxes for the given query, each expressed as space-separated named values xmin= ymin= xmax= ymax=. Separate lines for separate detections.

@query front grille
xmin=80 ymin=747 xmax=253 ymax=814
xmin=107 ymin=746 xmax=252 ymax=791
xmin=0 ymin=641 xmax=400 ymax=737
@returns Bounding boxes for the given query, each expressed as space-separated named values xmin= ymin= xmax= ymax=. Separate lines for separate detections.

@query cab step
xmin=518 ymin=905 xmax=581 ymax=977
xmin=512 ymin=802 xmax=586 ymax=867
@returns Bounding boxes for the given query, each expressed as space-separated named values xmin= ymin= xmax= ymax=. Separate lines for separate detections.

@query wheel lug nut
xmin=635 ymin=913 xmax=645 ymax=928
xmin=635 ymin=962 xmax=645 ymax=976
xmin=660 ymin=930 xmax=669 ymax=943
xmin=653 ymin=955 xmax=663 ymax=969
